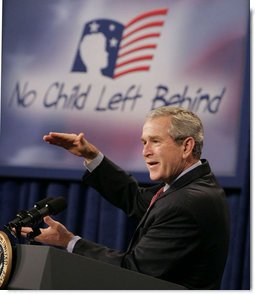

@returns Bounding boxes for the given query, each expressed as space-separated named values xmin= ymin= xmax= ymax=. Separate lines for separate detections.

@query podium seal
xmin=0 ymin=231 xmax=12 ymax=288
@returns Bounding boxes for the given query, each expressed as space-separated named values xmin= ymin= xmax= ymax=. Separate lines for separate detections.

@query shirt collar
xmin=163 ymin=160 xmax=202 ymax=192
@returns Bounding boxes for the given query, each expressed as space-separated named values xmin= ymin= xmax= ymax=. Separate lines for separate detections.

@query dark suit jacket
xmin=74 ymin=157 xmax=230 ymax=289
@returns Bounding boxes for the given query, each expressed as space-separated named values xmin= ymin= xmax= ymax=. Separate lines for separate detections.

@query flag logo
xmin=71 ymin=8 xmax=168 ymax=79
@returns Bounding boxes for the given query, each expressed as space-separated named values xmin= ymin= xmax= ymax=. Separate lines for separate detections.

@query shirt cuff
xmin=67 ymin=235 xmax=82 ymax=253
xmin=83 ymin=152 xmax=104 ymax=172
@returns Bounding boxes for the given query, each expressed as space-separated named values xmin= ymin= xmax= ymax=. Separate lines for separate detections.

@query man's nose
xmin=143 ymin=143 xmax=152 ymax=157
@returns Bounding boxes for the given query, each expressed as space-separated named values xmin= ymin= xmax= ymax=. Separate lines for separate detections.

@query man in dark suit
xmin=21 ymin=106 xmax=230 ymax=289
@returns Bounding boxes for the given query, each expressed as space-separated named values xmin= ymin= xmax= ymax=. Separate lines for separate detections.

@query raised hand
xmin=43 ymin=132 xmax=99 ymax=161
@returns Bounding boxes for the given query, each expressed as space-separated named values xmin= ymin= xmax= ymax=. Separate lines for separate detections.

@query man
xmin=21 ymin=106 xmax=230 ymax=289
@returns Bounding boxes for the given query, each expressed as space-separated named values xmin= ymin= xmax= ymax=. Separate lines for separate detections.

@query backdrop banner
xmin=0 ymin=0 xmax=249 ymax=180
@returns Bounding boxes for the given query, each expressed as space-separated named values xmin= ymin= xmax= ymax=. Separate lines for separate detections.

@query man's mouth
xmin=147 ymin=161 xmax=159 ymax=169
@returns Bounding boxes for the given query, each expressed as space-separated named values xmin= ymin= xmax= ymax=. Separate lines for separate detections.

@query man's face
xmin=141 ymin=116 xmax=186 ymax=184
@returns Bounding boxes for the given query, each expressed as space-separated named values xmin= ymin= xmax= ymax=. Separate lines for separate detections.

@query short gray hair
xmin=146 ymin=106 xmax=204 ymax=159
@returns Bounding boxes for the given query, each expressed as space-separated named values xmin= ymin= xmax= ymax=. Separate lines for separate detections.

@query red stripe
xmin=125 ymin=8 xmax=168 ymax=28
xmin=114 ymin=66 xmax=150 ymax=79
xmin=120 ymin=33 xmax=160 ymax=49
xmin=115 ymin=55 xmax=153 ymax=68
xmin=118 ymin=44 xmax=157 ymax=58
xmin=122 ymin=21 xmax=164 ymax=40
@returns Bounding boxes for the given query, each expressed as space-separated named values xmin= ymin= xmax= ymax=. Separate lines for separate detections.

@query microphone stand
xmin=26 ymin=226 xmax=41 ymax=244
xmin=4 ymin=223 xmax=42 ymax=245
xmin=4 ymin=224 xmax=22 ymax=243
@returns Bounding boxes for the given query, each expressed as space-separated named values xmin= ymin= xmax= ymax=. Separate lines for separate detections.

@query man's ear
xmin=182 ymin=137 xmax=195 ymax=159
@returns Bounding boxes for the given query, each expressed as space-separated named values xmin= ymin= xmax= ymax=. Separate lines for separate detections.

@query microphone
xmin=33 ymin=197 xmax=54 ymax=209
xmin=8 ymin=197 xmax=54 ymax=227
xmin=8 ymin=210 xmax=28 ymax=228
xmin=9 ymin=197 xmax=67 ymax=228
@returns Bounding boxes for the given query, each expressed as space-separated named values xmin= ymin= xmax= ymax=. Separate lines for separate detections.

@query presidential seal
xmin=0 ymin=231 xmax=12 ymax=288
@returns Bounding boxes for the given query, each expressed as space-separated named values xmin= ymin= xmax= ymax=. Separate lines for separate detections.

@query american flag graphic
xmin=71 ymin=8 xmax=168 ymax=79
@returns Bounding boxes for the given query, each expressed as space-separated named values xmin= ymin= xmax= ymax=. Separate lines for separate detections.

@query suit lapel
xmin=126 ymin=160 xmax=211 ymax=252
xmin=126 ymin=189 xmax=167 ymax=252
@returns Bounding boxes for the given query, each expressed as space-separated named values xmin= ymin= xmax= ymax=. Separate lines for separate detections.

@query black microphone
xmin=8 ymin=210 xmax=28 ymax=228
xmin=9 ymin=197 xmax=67 ymax=228
xmin=8 ymin=197 xmax=54 ymax=227
xmin=33 ymin=197 xmax=54 ymax=209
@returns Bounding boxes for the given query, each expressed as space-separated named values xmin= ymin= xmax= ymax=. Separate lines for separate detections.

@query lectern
xmin=7 ymin=244 xmax=186 ymax=290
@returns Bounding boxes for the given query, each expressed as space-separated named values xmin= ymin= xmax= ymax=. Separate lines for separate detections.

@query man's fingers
xmin=49 ymin=132 xmax=77 ymax=139
xmin=43 ymin=216 xmax=57 ymax=227
xmin=20 ymin=226 xmax=33 ymax=237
